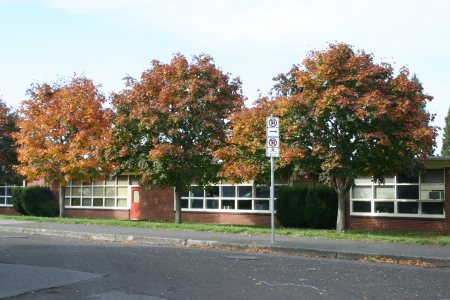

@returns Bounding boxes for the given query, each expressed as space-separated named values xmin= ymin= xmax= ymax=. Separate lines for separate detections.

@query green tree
xmin=219 ymin=43 xmax=437 ymax=233
xmin=441 ymin=107 xmax=450 ymax=156
xmin=109 ymin=53 xmax=244 ymax=224
xmin=0 ymin=98 xmax=21 ymax=184
xmin=14 ymin=75 xmax=114 ymax=218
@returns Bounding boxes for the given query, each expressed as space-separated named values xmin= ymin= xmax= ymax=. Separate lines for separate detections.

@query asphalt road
xmin=1 ymin=232 xmax=449 ymax=300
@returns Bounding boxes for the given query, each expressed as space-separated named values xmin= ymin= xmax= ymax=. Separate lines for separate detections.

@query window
xmin=350 ymin=170 xmax=445 ymax=218
xmin=64 ymin=176 xmax=140 ymax=209
xmin=0 ymin=183 xmax=18 ymax=206
xmin=181 ymin=181 xmax=283 ymax=212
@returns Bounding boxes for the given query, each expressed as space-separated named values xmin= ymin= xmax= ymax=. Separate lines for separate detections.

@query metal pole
xmin=271 ymin=156 xmax=275 ymax=243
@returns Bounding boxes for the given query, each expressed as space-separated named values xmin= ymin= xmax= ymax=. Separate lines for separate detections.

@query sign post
xmin=266 ymin=116 xmax=279 ymax=243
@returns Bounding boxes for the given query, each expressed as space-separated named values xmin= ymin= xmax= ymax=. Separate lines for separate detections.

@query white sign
xmin=266 ymin=117 xmax=280 ymax=157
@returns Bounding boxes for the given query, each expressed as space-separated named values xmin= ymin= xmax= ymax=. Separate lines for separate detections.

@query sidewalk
xmin=1 ymin=219 xmax=449 ymax=267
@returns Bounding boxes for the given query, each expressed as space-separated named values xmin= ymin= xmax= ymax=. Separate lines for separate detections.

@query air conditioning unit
xmin=428 ymin=191 xmax=443 ymax=200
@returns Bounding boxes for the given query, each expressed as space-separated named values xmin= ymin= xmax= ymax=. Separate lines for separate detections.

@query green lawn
xmin=1 ymin=214 xmax=449 ymax=247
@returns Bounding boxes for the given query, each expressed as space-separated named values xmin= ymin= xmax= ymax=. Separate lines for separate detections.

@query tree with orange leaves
xmin=220 ymin=43 xmax=437 ymax=233
xmin=110 ymin=54 xmax=244 ymax=224
xmin=14 ymin=75 xmax=114 ymax=218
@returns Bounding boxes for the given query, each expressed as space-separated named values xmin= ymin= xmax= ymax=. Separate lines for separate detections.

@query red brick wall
xmin=139 ymin=185 xmax=175 ymax=221
xmin=0 ymin=207 xmax=20 ymax=215
xmin=182 ymin=212 xmax=278 ymax=226
xmin=345 ymin=167 xmax=450 ymax=233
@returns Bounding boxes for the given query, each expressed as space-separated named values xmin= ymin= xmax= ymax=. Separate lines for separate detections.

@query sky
xmin=1 ymin=0 xmax=449 ymax=152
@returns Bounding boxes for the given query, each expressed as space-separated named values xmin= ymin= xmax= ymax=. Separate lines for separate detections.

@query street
xmin=1 ymin=232 xmax=449 ymax=300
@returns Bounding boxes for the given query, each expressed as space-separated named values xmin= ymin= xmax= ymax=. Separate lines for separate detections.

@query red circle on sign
xmin=268 ymin=138 xmax=278 ymax=147
xmin=268 ymin=118 xmax=278 ymax=127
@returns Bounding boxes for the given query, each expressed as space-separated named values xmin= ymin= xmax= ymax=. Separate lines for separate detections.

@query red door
xmin=131 ymin=187 xmax=141 ymax=220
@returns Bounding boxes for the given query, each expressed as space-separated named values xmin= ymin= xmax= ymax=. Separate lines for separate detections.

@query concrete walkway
xmin=1 ymin=219 xmax=449 ymax=267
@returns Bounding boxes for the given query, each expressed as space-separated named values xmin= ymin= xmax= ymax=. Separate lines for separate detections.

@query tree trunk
xmin=59 ymin=184 xmax=65 ymax=218
xmin=334 ymin=177 xmax=350 ymax=233
xmin=174 ymin=173 xmax=182 ymax=224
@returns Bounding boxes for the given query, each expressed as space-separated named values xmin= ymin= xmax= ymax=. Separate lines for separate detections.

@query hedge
xmin=11 ymin=186 xmax=58 ymax=217
xmin=276 ymin=184 xmax=338 ymax=229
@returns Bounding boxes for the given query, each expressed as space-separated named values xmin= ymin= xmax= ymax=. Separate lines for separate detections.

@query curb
xmin=1 ymin=226 xmax=449 ymax=268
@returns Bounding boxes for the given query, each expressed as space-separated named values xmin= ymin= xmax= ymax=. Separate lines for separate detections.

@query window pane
xmin=255 ymin=187 xmax=270 ymax=198
xmin=191 ymin=187 xmax=204 ymax=197
xmin=105 ymin=198 xmax=115 ymax=207
xmin=352 ymin=201 xmax=371 ymax=213
xmin=190 ymin=199 xmax=203 ymax=208
xmin=105 ymin=187 xmax=115 ymax=197
xmin=375 ymin=202 xmax=394 ymax=213
xmin=352 ymin=186 xmax=372 ymax=199
xmin=82 ymin=198 xmax=92 ymax=206
xmin=205 ymin=186 xmax=219 ymax=197
xmin=206 ymin=199 xmax=219 ymax=209
xmin=238 ymin=186 xmax=252 ymax=198
xmin=0 ymin=188 xmax=4 ymax=196
xmin=181 ymin=190 xmax=189 ymax=197
xmin=255 ymin=200 xmax=269 ymax=210
xmin=82 ymin=187 xmax=92 ymax=196
xmin=117 ymin=187 xmax=127 ymax=197
xmin=65 ymin=187 xmax=71 ymax=196
xmin=181 ymin=199 xmax=188 ymax=208
xmin=0 ymin=197 xmax=5 ymax=204
xmin=421 ymin=169 xmax=444 ymax=183
xmin=397 ymin=185 xmax=419 ymax=199
xmin=222 ymin=186 xmax=235 ymax=198
xmin=93 ymin=180 xmax=104 ymax=185
xmin=105 ymin=178 xmax=116 ymax=185
xmin=375 ymin=186 xmax=394 ymax=199
xmin=354 ymin=176 xmax=372 ymax=185
xmin=5 ymin=197 xmax=12 ymax=205
xmin=6 ymin=188 xmax=12 ymax=196
xmin=130 ymin=175 xmax=140 ymax=185
xmin=398 ymin=202 xmax=418 ymax=214
xmin=238 ymin=200 xmax=252 ymax=210
xmin=65 ymin=198 xmax=70 ymax=206
xmin=117 ymin=175 xmax=128 ymax=185
xmin=72 ymin=198 xmax=81 ymax=206
xmin=397 ymin=174 xmax=419 ymax=183
xmin=117 ymin=198 xmax=127 ymax=207
xmin=72 ymin=187 xmax=81 ymax=196
xmin=222 ymin=200 xmax=235 ymax=209
xmin=93 ymin=187 xmax=103 ymax=196
xmin=422 ymin=202 xmax=444 ymax=215
xmin=93 ymin=198 xmax=103 ymax=206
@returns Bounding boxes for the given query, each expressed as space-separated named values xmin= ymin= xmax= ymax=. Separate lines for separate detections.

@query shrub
xmin=304 ymin=184 xmax=338 ymax=229
xmin=11 ymin=187 xmax=28 ymax=215
xmin=20 ymin=186 xmax=58 ymax=217
xmin=276 ymin=185 xmax=308 ymax=228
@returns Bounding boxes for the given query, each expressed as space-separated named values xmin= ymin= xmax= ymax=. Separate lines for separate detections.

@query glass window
xmin=72 ymin=187 xmax=81 ymax=196
xmin=191 ymin=187 xmax=204 ymax=197
xmin=238 ymin=200 xmax=252 ymax=210
xmin=105 ymin=198 xmax=115 ymax=207
xmin=398 ymin=202 xmax=418 ymax=214
xmin=255 ymin=200 xmax=269 ymax=210
xmin=255 ymin=187 xmax=270 ymax=198
xmin=397 ymin=185 xmax=419 ymax=199
xmin=105 ymin=187 xmax=115 ymax=197
xmin=72 ymin=198 xmax=81 ymax=206
xmin=397 ymin=174 xmax=419 ymax=183
xmin=206 ymin=199 xmax=219 ymax=209
xmin=222 ymin=200 xmax=235 ymax=209
xmin=0 ymin=198 xmax=5 ymax=205
xmin=82 ymin=198 xmax=92 ymax=206
xmin=238 ymin=186 xmax=252 ymax=198
xmin=117 ymin=199 xmax=127 ymax=207
xmin=375 ymin=186 xmax=394 ymax=199
xmin=105 ymin=178 xmax=116 ymax=185
xmin=222 ymin=186 xmax=235 ymax=198
xmin=205 ymin=187 xmax=219 ymax=197
xmin=421 ymin=169 xmax=444 ymax=183
xmin=375 ymin=202 xmax=394 ymax=213
xmin=181 ymin=199 xmax=188 ymax=208
xmin=190 ymin=199 xmax=203 ymax=209
xmin=117 ymin=187 xmax=128 ymax=197
xmin=352 ymin=201 xmax=371 ymax=213
xmin=422 ymin=202 xmax=444 ymax=215
xmin=93 ymin=187 xmax=103 ymax=196
xmin=0 ymin=188 xmax=5 ymax=196
xmin=82 ymin=187 xmax=92 ymax=196
xmin=130 ymin=176 xmax=140 ymax=185
xmin=93 ymin=198 xmax=103 ymax=206
xmin=117 ymin=176 xmax=128 ymax=185
xmin=352 ymin=186 xmax=372 ymax=199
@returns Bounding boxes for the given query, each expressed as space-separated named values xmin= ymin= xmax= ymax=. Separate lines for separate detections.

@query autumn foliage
xmin=220 ymin=43 xmax=437 ymax=232
xmin=0 ymin=99 xmax=21 ymax=184
xmin=109 ymin=54 xmax=244 ymax=223
xmin=14 ymin=75 xmax=114 ymax=217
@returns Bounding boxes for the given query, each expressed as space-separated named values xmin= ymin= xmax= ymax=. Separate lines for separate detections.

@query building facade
xmin=1 ymin=157 xmax=449 ymax=232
